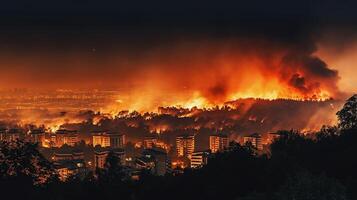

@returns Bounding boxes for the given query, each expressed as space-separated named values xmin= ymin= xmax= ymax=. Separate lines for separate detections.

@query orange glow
xmin=0 ymin=39 xmax=343 ymax=132
xmin=171 ymin=160 xmax=186 ymax=169
xmin=317 ymin=41 xmax=357 ymax=95
xmin=98 ymin=41 xmax=338 ymax=112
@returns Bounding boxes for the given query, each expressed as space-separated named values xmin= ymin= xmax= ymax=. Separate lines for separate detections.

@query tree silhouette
xmin=96 ymin=151 xmax=125 ymax=185
xmin=276 ymin=172 xmax=348 ymax=200
xmin=0 ymin=140 xmax=58 ymax=200
xmin=0 ymin=140 xmax=57 ymax=185
xmin=337 ymin=94 xmax=357 ymax=130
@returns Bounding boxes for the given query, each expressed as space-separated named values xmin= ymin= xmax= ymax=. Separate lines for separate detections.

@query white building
xmin=92 ymin=132 xmax=125 ymax=149
xmin=190 ymin=151 xmax=210 ymax=168
xmin=209 ymin=134 xmax=229 ymax=153
xmin=176 ymin=135 xmax=195 ymax=158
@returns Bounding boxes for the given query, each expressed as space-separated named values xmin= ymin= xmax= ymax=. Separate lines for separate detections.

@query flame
xmin=108 ymin=85 xmax=332 ymax=113
xmin=48 ymin=124 xmax=60 ymax=133
xmin=173 ymin=91 xmax=214 ymax=109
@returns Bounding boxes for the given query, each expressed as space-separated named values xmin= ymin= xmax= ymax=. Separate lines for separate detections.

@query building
xmin=94 ymin=150 xmax=108 ymax=169
xmin=1 ymin=128 xmax=23 ymax=142
xmin=92 ymin=132 xmax=125 ymax=149
xmin=94 ymin=147 xmax=125 ymax=169
xmin=266 ymin=132 xmax=282 ymax=144
xmin=52 ymin=149 xmax=84 ymax=162
xmin=55 ymin=129 xmax=79 ymax=147
xmin=209 ymin=134 xmax=229 ymax=153
xmin=64 ymin=134 xmax=79 ymax=146
xmin=135 ymin=156 xmax=156 ymax=173
xmin=155 ymin=141 xmax=170 ymax=152
xmin=190 ymin=151 xmax=210 ymax=168
xmin=50 ymin=134 xmax=57 ymax=147
xmin=143 ymin=135 xmax=158 ymax=149
xmin=0 ymin=128 xmax=7 ymax=141
xmin=52 ymin=148 xmax=86 ymax=181
xmin=145 ymin=148 xmax=171 ymax=176
xmin=27 ymin=129 xmax=45 ymax=146
xmin=243 ymin=133 xmax=263 ymax=150
xmin=135 ymin=148 xmax=171 ymax=176
xmin=92 ymin=132 xmax=110 ymax=147
xmin=54 ymin=160 xmax=86 ymax=181
xmin=176 ymin=135 xmax=195 ymax=158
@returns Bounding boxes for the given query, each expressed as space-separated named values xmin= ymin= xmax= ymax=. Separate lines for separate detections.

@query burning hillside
xmin=47 ymin=98 xmax=342 ymax=150
xmin=0 ymin=97 xmax=342 ymax=151
xmin=0 ymin=37 xmax=349 ymax=146
xmin=0 ymin=37 xmax=343 ymax=113
xmin=88 ymin=39 xmax=342 ymax=113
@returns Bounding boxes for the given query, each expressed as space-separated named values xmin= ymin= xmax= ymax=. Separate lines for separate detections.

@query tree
xmin=96 ymin=151 xmax=125 ymax=184
xmin=276 ymin=172 xmax=348 ymax=200
xmin=0 ymin=140 xmax=57 ymax=185
xmin=316 ymin=125 xmax=339 ymax=141
xmin=337 ymin=94 xmax=357 ymax=130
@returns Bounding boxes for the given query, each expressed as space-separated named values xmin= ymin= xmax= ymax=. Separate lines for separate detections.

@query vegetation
xmin=337 ymin=94 xmax=357 ymax=130
xmin=1 ymin=95 xmax=357 ymax=200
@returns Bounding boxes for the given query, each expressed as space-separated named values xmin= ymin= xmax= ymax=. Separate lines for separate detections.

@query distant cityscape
xmin=0 ymin=126 xmax=282 ymax=181
xmin=0 ymin=88 xmax=343 ymax=182
xmin=0 ymin=89 xmax=119 ymax=111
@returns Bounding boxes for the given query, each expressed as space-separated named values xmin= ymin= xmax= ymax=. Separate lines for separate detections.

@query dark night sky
xmin=0 ymin=1 xmax=355 ymax=50
xmin=0 ymin=1 xmax=354 ymax=56
xmin=0 ymin=1 xmax=356 ymax=37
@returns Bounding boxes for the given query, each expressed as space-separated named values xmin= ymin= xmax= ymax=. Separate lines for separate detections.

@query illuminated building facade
xmin=52 ymin=149 xmax=86 ymax=181
xmin=54 ymin=160 xmax=86 ymax=181
xmin=190 ymin=151 xmax=210 ymax=168
xmin=93 ymin=134 xmax=110 ymax=147
xmin=53 ymin=149 xmax=84 ymax=162
xmin=243 ymin=133 xmax=263 ymax=150
xmin=50 ymin=134 xmax=57 ymax=147
xmin=135 ymin=149 xmax=171 ymax=176
xmin=27 ymin=129 xmax=45 ymax=146
xmin=143 ymin=135 xmax=158 ymax=149
xmin=209 ymin=134 xmax=229 ymax=153
xmin=0 ymin=128 xmax=23 ymax=142
xmin=55 ymin=129 xmax=79 ymax=147
xmin=0 ymin=128 xmax=21 ymax=142
xmin=92 ymin=132 xmax=125 ymax=149
xmin=176 ymin=135 xmax=195 ymax=158
xmin=94 ymin=150 xmax=108 ymax=169
xmin=94 ymin=147 xmax=126 ymax=169
xmin=0 ymin=128 xmax=6 ymax=141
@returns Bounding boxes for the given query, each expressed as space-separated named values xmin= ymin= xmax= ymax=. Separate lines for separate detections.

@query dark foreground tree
xmin=96 ymin=151 xmax=125 ymax=184
xmin=276 ymin=172 xmax=348 ymax=200
xmin=0 ymin=140 xmax=57 ymax=185
xmin=337 ymin=94 xmax=357 ymax=130
xmin=0 ymin=140 xmax=58 ymax=199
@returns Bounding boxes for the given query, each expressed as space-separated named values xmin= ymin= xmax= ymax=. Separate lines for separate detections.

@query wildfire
xmin=0 ymin=40 xmax=341 ymax=133
xmin=48 ymin=125 xmax=60 ymax=133
xmin=110 ymin=87 xmax=332 ymax=113
xmin=172 ymin=91 xmax=215 ymax=109
xmin=229 ymin=88 xmax=332 ymax=102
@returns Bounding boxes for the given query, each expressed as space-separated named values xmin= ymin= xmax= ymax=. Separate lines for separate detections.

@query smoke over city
xmin=0 ymin=34 xmax=352 ymax=139
xmin=0 ymin=38 xmax=344 ymax=110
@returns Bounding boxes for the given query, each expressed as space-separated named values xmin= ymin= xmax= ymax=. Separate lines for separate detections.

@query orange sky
xmin=0 ymin=37 xmax=354 ymax=112
xmin=317 ymin=41 xmax=357 ymax=95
